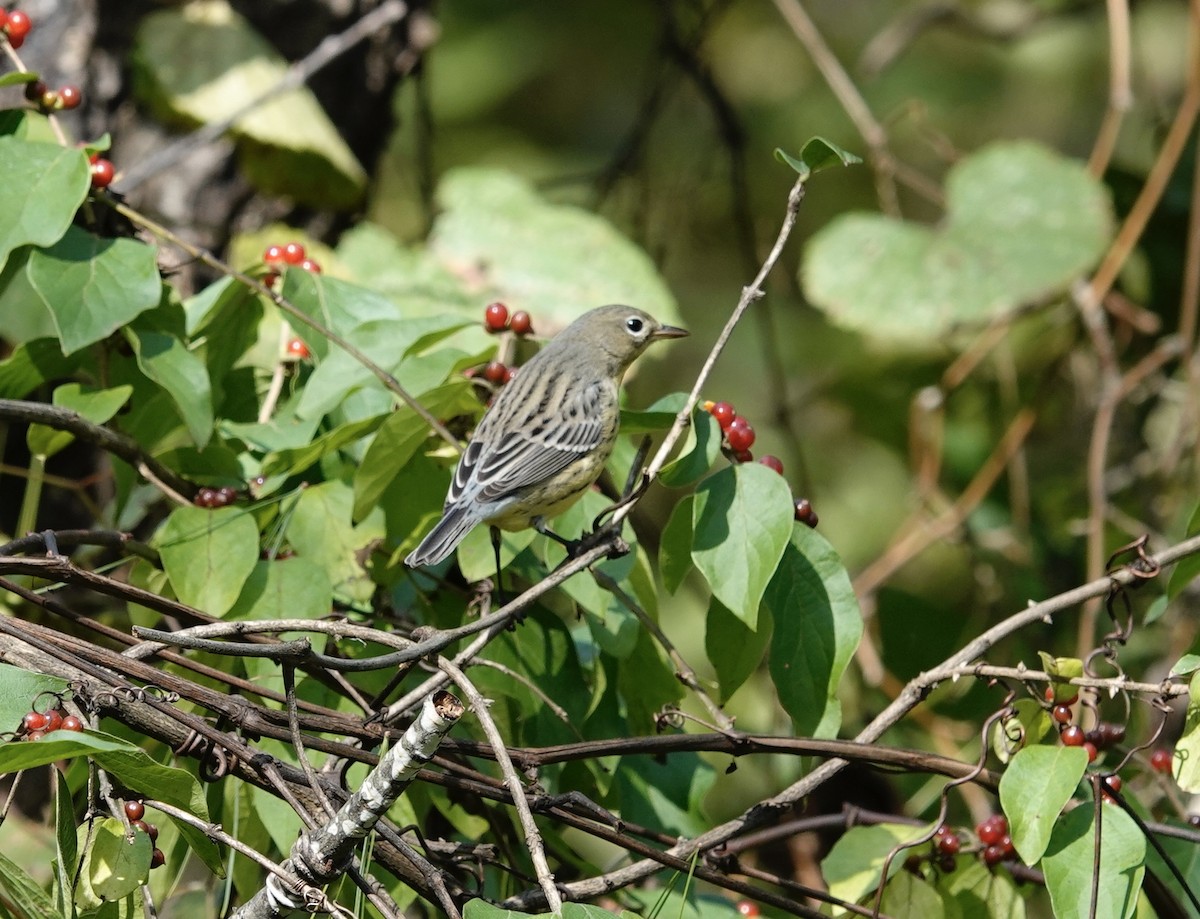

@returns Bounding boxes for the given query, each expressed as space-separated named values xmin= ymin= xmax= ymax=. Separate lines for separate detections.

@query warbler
xmin=405 ymin=305 xmax=687 ymax=567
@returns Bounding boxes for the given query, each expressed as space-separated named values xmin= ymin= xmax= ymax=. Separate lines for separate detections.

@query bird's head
xmin=566 ymin=304 xmax=688 ymax=371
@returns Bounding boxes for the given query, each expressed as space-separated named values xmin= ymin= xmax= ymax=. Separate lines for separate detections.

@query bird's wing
xmin=447 ymin=382 xmax=609 ymax=507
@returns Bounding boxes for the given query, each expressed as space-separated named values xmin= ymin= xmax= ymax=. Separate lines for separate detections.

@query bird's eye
xmin=625 ymin=317 xmax=645 ymax=335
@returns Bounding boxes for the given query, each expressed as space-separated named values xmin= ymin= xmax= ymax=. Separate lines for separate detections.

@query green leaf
xmin=430 ymin=168 xmax=681 ymax=329
xmin=1143 ymin=819 xmax=1200 ymax=917
xmin=465 ymin=901 xmax=553 ymax=919
xmin=260 ymin=413 xmax=386 ymax=479
xmin=87 ymin=817 xmax=151 ymax=900
xmin=775 ymin=137 xmax=862 ymax=181
xmin=456 ymin=524 xmax=537 ymax=583
xmin=822 ymin=823 xmax=928 ymax=911
xmin=0 ymin=846 xmax=60 ymax=919
xmin=766 ymin=526 xmax=862 ymax=737
xmin=53 ymin=768 xmax=78 ymax=917
xmin=881 ymin=870 xmax=950 ymax=919
xmin=991 ymin=698 xmax=1054 ymax=764
xmin=706 ymin=599 xmax=772 ymax=704
xmin=692 ymin=464 xmax=793 ymax=629
xmin=999 ymin=744 xmax=1088 ymax=864
xmin=1175 ymin=671 xmax=1200 ymax=792
xmin=132 ymin=1 xmax=366 ymax=209
xmin=0 ymin=663 xmax=69 ymax=737
xmin=0 ymin=137 xmax=89 ymax=272
xmin=659 ymin=494 xmax=694 ymax=594
xmin=615 ymin=749 xmax=715 ymax=837
xmin=803 ymin=140 xmax=1112 ymax=342
xmin=124 ymin=320 xmax=214 ymax=448
xmin=1041 ymin=804 xmax=1145 ymax=919
xmin=1171 ymin=653 xmax=1200 ymax=677
xmin=1038 ymin=653 xmax=1085 ymax=685
xmin=940 ymin=858 xmax=1025 ymax=919
xmin=27 ymin=383 xmax=133 ymax=459
xmin=353 ymin=381 xmax=478 ymax=520
xmin=227 ymin=557 xmax=333 ymax=621
xmin=0 ymin=72 xmax=39 ymax=88
xmin=286 ymin=481 xmax=384 ymax=605
xmin=27 ymin=226 xmax=162 ymax=355
xmin=155 ymin=505 xmax=260 ymax=617
xmin=0 ymin=338 xmax=79 ymax=398
xmin=659 ymin=408 xmax=721 ymax=488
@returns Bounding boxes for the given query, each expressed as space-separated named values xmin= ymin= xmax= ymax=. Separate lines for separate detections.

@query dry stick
xmin=504 ymin=533 xmax=1200 ymax=909
xmin=1086 ymin=0 xmax=1133 ymax=177
xmin=770 ymin=0 xmax=899 ymax=216
xmin=853 ymin=407 xmax=1036 ymax=598
xmin=437 ymin=659 xmax=563 ymax=913
xmin=942 ymin=665 xmax=1187 ymax=700
xmin=108 ymin=200 xmax=461 ymax=453
xmin=591 ymin=567 xmax=734 ymax=731
xmin=118 ymin=0 xmax=412 ymax=189
xmin=232 ymin=691 xmax=464 ymax=919
xmin=1076 ymin=17 xmax=1200 ymax=651
xmin=613 ymin=177 xmax=807 ymax=524
xmin=0 ymin=400 xmax=194 ymax=503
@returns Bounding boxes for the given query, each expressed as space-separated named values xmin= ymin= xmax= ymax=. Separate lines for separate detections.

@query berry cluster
xmin=194 ymin=486 xmax=237 ymax=508
xmin=976 ymin=814 xmax=1015 ymax=867
xmin=930 ymin=824 xmax=961 ymax=872
xmin=17 ymin=706 xmax=83 ymax=741
xmin=483 ymin=302 xmax=533 ymax=336
xmin=24 ymin=79 xmax=81 ymax=113
xmin=1051 ymin=687 xmax=1126 ymax=764
xmin=0 ymin=8 xmax=32 ymax=48
xmin=124 ymin=800 xmax=165 ymax=868
xmin=262 ymin=241 xmax=322 ymax=288
xmin=703 ymin=400 xmax=818 ymax=527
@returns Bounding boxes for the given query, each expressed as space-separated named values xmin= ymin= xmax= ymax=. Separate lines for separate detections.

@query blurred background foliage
xmin=3 ymin=0 xmax=1199 ymax=906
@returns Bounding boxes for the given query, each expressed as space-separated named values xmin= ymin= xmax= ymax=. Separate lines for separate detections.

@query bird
xmin=405 ymin=304 xmax=688 ymax=568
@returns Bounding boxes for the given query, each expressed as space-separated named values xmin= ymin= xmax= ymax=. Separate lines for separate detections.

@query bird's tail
xmin=404 ymin=506 xmax=480 ymax=568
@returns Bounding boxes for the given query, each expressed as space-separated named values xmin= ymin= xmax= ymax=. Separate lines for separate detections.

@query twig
xmin=437 ymin=659 xmax=562 ymax=912
xmin=1086 ymin=0 xmax=1133 ymax=177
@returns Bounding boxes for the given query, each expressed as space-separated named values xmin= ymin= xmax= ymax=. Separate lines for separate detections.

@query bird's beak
xmin=651 ymin=324 xmax=689 ymax=341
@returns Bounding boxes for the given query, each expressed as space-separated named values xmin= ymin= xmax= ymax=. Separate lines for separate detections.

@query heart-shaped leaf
xmin=803 ymin=141 xmax=1112 ymax=342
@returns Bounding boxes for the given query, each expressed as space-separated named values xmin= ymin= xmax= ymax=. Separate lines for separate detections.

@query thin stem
xmin=15 ymin=452 xmax=45 ymax=538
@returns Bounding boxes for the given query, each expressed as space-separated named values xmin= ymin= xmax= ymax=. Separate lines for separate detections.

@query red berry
xmin=483 ymin=361 xmax=507 ymax=383
xmin=727 ymin=420 xmax=756 ymax=453
xmin=736 ymin=902 xmax=759 ymax=918
xmin=1099 ymin=723 xmax=1126 ymax=747
xmin=509 ymin=310 xmax=533 ymax=336
xmin=977 ymin=818 xmax=1004 ymax=846
xmin=0 ymin=11 xmax=8 ymax=31
xmin=794 ymin=498 xmax=818 ymax=527
xmin=1045 ymin=686 xmax=1079 ymax=706
xmin=286 ymin=338 xmax=310 ymax=359
xmin=60 ymin=715 xmax=83 ymax=732
xmin=23 ymin=79 xmax=46 ymax=102
xmin=145 ymin=822 xmax=159 ymax=842
xmin=43 ymin=710 xmax=63 ymax=732
xmin=26 ymin=730 xmax=44 ymax=741
xmin=708 ymin=401 xmax=736 ymax=430
xmin=733 ymin=449 xmax=754 ymax=463
xmin=1061 ymin=725 xmax=1085 ymax=747
xmin=131 ymin=820 xmax=150 ymax=835
xmin=263 ymin=245 xmax=285 ymax=265
xmin=263 ymin=270 xmax=279 ymax=288
xmin=982 ymin=844 xmax=1005 ymax=867
xmin=1151 ymin=748 xmax=1173 ymax=774
xmin=1084 ymin=742 xmax=1099 ymax=763
xmin=150 ymin=848 xmax=165 ymax=869
xmin=57 ymin=85 xmax=82 ymax=110
xmin=89 ymin=157 xmax=115 ymax=189
xmin=935 ymin=832 xmax=960 ymax=856
xmin=22 ymin=711 xmax=48 ymax=733
xmin=1051 ymin=704 xmax=1072 ymax=724
xmin=6 ymin=10 xmax=31 ymax=44
xmin=299 ymin=258 xmax=322 ymax=274
xmin=503 ymin=366 xmax=517 ymax=384
xmin=758 ymin=454 xmax=783 ymax=474
xmin=1103 ymin=774 xmax=1122 ymax=794
xmin=484 ymin=302 xmax=510 ymax=332
xmin=281 ymin=242 xmax=305 ymax=265
xmin=998 ymin=834 xmax=1014 ymax=855
xmin=216 ymin=486 xmax=237 ymax=506
xmin=124 ymin=800 xmax=145 ymax=821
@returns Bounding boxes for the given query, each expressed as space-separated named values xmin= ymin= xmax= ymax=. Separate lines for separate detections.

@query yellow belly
xmin=484 ymin=444 xmax=613 ymax=531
